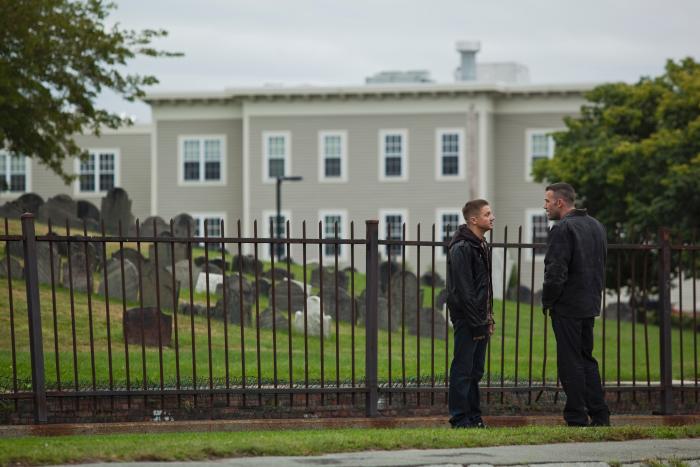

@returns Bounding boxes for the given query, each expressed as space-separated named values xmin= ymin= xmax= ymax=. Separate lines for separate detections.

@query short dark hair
xmin=462 ymin=199 xmax=489 ymax=222
xmin=545 ymin=182 xmax=576 ymax=206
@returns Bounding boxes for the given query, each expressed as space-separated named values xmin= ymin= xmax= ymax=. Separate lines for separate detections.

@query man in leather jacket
xmin=542 ymin=182 xmax=610 ymax=427
xmin=446 ymin=199 xmax=495 ymax=428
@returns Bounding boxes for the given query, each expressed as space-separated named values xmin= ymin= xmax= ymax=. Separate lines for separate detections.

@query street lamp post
xmin=275 ymin=175 xmax=302 ymax=260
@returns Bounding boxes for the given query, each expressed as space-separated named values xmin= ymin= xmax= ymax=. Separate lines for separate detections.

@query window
xmin=74 ymin=149 xmax=119 ymax=194
xmin=436 ymin=129 xmax=465 ymax=180
xmin=178 ymin=136 xmax=226 ymax=184
xmin=379 ymin=209 xmax=408 ymax=258
xmin=0 ymin=152 xmax=29 ymax=193
xmin=526 ymin=209 xmax=551 ymax=258
xmin=192 ymin=213 xmax=226 ymax=249
xmin=263 ymin=132 xmax=291 ymax=182
xmin=525 ymin=129 xmax=556 ymax=182
xmin=436 ymin=209 xmax=462 ymax=257
xmin=379 ymin=130 xmax=408 ymax=181
xmin=319 ymin=210 xmax=348 ymax=261
xmin=262 ymin=210 xmax=291 ymax=259
xmin=318 ymin=131 xmax=347 ymax=182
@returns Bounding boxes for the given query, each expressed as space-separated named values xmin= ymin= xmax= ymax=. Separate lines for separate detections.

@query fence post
xmin=365 ymin=220 xmax=379 ymax=417
xmin=657 ymin=227 xmax=673 ymax=414
xmin=21 ymin=213 xmax=48 ymax=423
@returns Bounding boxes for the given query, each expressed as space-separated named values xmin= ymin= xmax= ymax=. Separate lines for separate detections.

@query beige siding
xmin=14 ymin=132 xmax=152 ymax=219
xmin=155 ymin=119 xmax=243 ymax=227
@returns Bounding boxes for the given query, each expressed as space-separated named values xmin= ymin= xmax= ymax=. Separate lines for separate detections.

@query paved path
xmin=53 ymin=438 xmax=700 ymax=467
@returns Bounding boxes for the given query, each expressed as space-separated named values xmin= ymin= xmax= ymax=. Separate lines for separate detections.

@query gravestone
xmin=172 ymin=259 xmax=201 ymax=288
xmin=272 ymin=278 xmax=306 ymax=312
xmin=6 ymin=240 xmax=24 ymax=258
xmin=123 ymin=307 xmax=172 ymax=346
xmin=141 ymin=259 xmax=180 ymax=311
xmin=38 ymin=194 xmax=81 ymax=227
xmin=388 ymin=271 xmax=423 ymax=327
xmin=36 ymin=242 xmax=61 ymax=286
xmin=421 ymin=271 xmax=445 ymax=287
xmin=231 ymin=254 xmax=262 ymax=274
xmin=406 ymin=307 xmax=448 ymax=340
xmin=15 ymin=193 xmax=44 ymax=214
xmin=379 ymin=261 xmax=400 ymax=293
xmin=172 ymin=213 xmax=195 ymax=237
xmin=0 ymin=201 xmax=23 ymax=218
xmin=356 ymin=292 xmax=398 ymax=332
xmin=101 ymin=188 xmax=134 ymax=234
xmin=132 ymin=216 xmax=169 ymax=237
xmin=266 ymin=267 xmax=293 ymax=281
xmin=148 ymin=232 xmax=180 ymax=270
xmin=310 ymin=266 xmax=347 ymax=290
xmin=77 ymin=200 xmax=100 ymax=223
xmin=259 ymin=308 xmax=289 ymax=330
xmin=0 ymin=256 xmax=23 ymax=279
xmin=320 ymin=286 xmax=356 ymax=323
xmin=209 ymin=259 xmax=229 ymax=271
xmin=112 ymin=248 xmax=145 ymax=268
xmin=258 ymin=277 xmax=271 ymax=296
xmin=61 ymin=243 xmax=98 ymax=293
xmin=179 ymin=303 xmax=207 ymax=316
xmin=194 ymin=271 xmax=224 ymax=294
xmin=506 ymin=284 xmax=533 ymax=304
xmin=98 ymin=258 xmax=139 ymax=302
xmin=212 ymin=274 xmax=253 ymax=325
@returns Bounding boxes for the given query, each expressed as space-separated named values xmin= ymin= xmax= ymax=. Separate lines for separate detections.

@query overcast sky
xmin=100 ymin=0 xmax=700 ymax=122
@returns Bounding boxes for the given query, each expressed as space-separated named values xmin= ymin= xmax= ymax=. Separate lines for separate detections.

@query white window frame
xmin=262 ymin=131 xmax=292 ymax=184
xmin=525 ymin=129 xmax=559 ymax=182
xmin=190 ymin=211 xmax=227 ymax=248
xmin=318 ymin=209 xmax=349 ymax=262
xmin=73 ymin=148 xmax=121 ymax=197
xmin=318 ymin=130 xmax=348 ymax=183
xmin=435 ymin=128 xmax=466 ymax=181
xmin=177 ymin=135 xmax=227 ymax=186
xmin=0 ymin=151 xmax=32 ymax=197
xmin=262 ymin=209 xmax=292 ymax=260
xmin=525 ymin=208 xmax=553 ymax=260
xmin=435 ymin=208 xmax=464 ymax=259
xmin=378 ymin=129 xmax=408 ymax=182
xmin=378 ymin=208 xmax=409 ymax=259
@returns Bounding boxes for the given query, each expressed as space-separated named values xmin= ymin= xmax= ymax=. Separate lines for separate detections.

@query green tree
xmin=534 ymin=58 xmax=700 ymax=244
xmin=0 ymin=0 xmax=180 ymax=183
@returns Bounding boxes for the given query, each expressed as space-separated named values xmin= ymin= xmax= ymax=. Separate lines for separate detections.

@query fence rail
xmin=0 ymin=214 xmax=697 ymax=424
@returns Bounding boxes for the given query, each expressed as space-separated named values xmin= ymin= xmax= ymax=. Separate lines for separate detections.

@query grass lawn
xmin=1 ymin=275 xmax=696 ymax=390
xmin=0 ymin=425 xmax=698 ymax=466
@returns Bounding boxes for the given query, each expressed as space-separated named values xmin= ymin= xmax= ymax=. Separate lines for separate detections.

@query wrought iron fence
xmin=0 ymin=214 xmax=697 ymax=424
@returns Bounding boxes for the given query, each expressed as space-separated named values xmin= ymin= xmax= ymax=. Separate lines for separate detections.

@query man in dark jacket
xmin=542 ymin=182 xmax=610 ymax=427
xmin=446 ymin=199 xmax=495 ymax=428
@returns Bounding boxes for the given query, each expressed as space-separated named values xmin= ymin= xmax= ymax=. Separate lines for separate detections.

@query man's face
xmin=472 ymin=205 xmax=495 ymax=232
xmin=544 ymin=190 xmax=563 ymax=220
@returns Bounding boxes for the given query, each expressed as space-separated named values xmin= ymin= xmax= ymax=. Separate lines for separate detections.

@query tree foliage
xmin=0 ymin=0 xmax=180 ymax=183
xmin=534 ymin=58 xmax=700 ymax=243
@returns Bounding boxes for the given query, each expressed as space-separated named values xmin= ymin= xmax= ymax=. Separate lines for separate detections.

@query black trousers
xmin=448 ymin=319 xmax=488 ymax=426
xmin=551 ymin=313 xmax=610 ymax=426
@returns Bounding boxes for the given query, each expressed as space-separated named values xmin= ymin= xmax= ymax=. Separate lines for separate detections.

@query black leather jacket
xmin=542 ymin=209 xmax=607 ymax=318
xmin=446 ymin=225 xmax=494 ymax=331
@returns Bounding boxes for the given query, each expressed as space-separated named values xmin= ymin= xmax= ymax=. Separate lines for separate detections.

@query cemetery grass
xmin=1 ymin=279 xmax=697 ymax=391
xmin=0 ymin=425 xmax=699 ymax=466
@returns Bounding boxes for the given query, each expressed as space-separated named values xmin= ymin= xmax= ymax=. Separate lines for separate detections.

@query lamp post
xmin=275 ymin=175 xmax=302 ymax=260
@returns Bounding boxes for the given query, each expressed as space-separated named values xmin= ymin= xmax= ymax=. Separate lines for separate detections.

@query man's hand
xmin=488 ymin=322 xmax=495 ymax=336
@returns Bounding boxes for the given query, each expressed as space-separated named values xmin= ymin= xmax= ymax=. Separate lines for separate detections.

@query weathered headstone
xmin=272 ymin=278 xmax=306 ymax=312
xmin=0 ymin=201 xmax=23 ymax=218
xmin=258 ymin=277 xmax=271 ymax=296
xmin=112 ymin=248 xmax=145 ymax=268
xmin=195 ymin=271 xmax=224 ymax=294
xmin=356 ymin=292 xmax=398 ymax=332
xmin=38 ymin=194 xmax=81 ymax=227
xmin=123 ymin=307 xmax=172 ymax=346
xmin=258 ymin=308 xmax=289 ymax=330
xmin=421 ymin=271 xmax=445 ymax=287
xmin=98 ymin=258 xmax=139 ymax=302
xmin=179 ymin=302 xmax=207 ymax=316
xmin=266 ymin=266 xmax=293 ymax=281
xmin=212 ymin=273 xmax=253 ymax=325
xmin=101 ymin=188 xmax=134 ymax=234
xmin=15 ymin=193 xmax=44 ymax=214
xmin=320 ymin=286 xmax=356 ymax=323
xmin=388 ymin=271 xmax=422 ymax=327
xmin=36 ymin=242 xmax=60 ymax=286
xmin=506 ymin=284 xmax=533 ymax=304
xmin=141 ymin=259 xmax=180 ymax=311
xmin=61 ymin=243 xmax=97 ymax=293
xmin=6 ymin=240 xmax=24 ymax=258
xmin=77 ymin=200 xmax=100 ymax=223
xmin=310 ymin=266 xmax=347 ymax=290
xmin=231 ymin=254 xmax=262 ymax=274
xmin=0 ymin=256 xmax=23 ymax=279
xmin=172 ymin=259 xmax=201 ymax=288
xmin=132 ymin=216 xmax=169 ymax=238
xmin=406 ymin=307 xmax=448 ymax=339
xmin=379 ymin=261 xmax=400 ymax=293
xmin=148 ymin=232 xmax=179 ymax=270
xmin=172 ymin=213 xmax=195 ymax=237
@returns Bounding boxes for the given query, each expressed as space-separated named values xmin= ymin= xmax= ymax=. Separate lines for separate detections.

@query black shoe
xmin=470 ymin=416 xmax=488 ymax=428
xmin=566 ymin=421 xmax=589 ymax=427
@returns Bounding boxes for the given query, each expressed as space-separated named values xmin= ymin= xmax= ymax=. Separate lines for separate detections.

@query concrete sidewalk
xmin=52 ymin=438 xmax=700 ymax=467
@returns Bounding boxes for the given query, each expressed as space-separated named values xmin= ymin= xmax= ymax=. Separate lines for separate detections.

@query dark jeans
xmin=551 ymin=313 xmax=610 ymax=426
xmin=448 ymin=319 xmax=488 ymax=427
